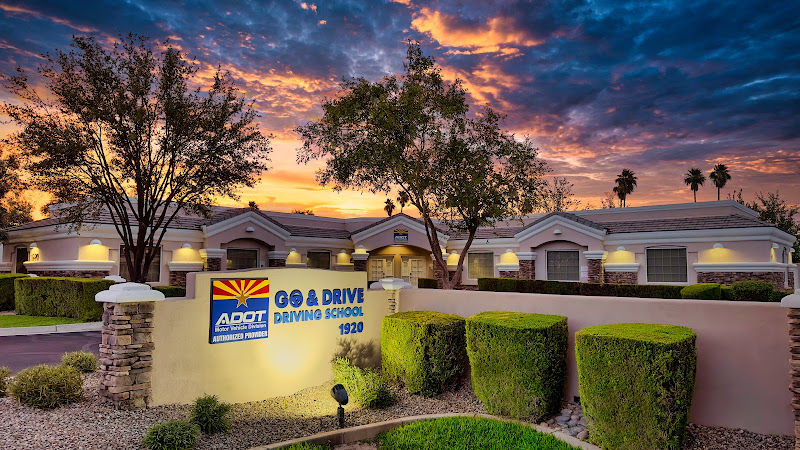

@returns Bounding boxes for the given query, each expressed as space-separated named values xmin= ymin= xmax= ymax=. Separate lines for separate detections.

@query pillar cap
xmin=781 ymin=290 xmax=800 ymax=308
xmin=267 ymin=251 xmax=290 ymax=259
xmin=95 ymin=282 xmax=166 ymax=303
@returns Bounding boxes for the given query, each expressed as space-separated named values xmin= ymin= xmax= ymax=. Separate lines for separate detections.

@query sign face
xmin=209 ymin=278 xmax=270 ymax=344
xmin=394 ymin=228 xmax=409 ymax=243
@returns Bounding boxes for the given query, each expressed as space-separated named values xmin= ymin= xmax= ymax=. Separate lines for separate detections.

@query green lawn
xmin=377 ymin=417 xmax=581 ymax=450
xmin=0 ymin=314 xmax=83 ymax=328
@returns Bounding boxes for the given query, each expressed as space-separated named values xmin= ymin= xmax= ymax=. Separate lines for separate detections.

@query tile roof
xmin=282 ymin=225 xmax=352 ymax=240
xmin=517 ymin=211 xmax=607 ymax=233
xmin=596 ymin=215 xmax=773 ymax=233
xmin=348 ymin=213 xmax=443 ymax=236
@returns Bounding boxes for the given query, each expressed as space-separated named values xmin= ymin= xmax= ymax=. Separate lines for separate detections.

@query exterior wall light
xmin=553 ymin=229 xmax=562 ymax=235
xmin=354 ymin=245 xmax=368 ymax=254
xmin=29 ymin=242 xmax=37 ymax=248
xmin=617 ymin=246 xmax=626 ymax=251
xmin=773 ymin=243 xmax=780 ymax=249
xmin=91 ymin=239 xmax=103 ymax=245
xmin=182 ymin=243 xmax=192 ymax=249
xmin=331 ymin=383 xmax=348 ymax=428
xmin=792 ymin=249 xmax=797 ymax=253
xmin=245 ymin=226 xmax=255 ymax=233
xmin=713 ymin=243 xmax=724 ymax=249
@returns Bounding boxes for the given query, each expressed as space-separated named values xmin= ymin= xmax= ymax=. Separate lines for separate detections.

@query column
xmin=267 ymin=250 xmax=289 ymax=267
xmin=200 ymin=249 xmax=226 ymax=272
xmin=167 ymin=262 xmax=204 ymax=287
xmin=584 ymin=251 xmax=607 ymax=284
xmin=95 ymin=283 xmax=166 ymax=410
xmin=352 ymin=252 xmax=369 ymax=272
xmin=517 ymin=252 xmax=537 ymax=280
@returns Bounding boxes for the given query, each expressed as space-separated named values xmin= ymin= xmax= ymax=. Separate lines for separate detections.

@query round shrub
xmin=576 ymin=323 xmax=697 ymax=450
xmin=143 ymin=420 xmax=200 ymax=450
xmin=680 ymin=283 xmax=721 ymax=300
xmin=61 ymin=351 xmax=99 ymax=373
xmin=381 ymin=311 xmax=466 ymax=397
xmin=466 ymin=311 xmax=568 ymax=421
xmin=190 ymin=394 xmax=231 ymax=434
xmin=732 ymin=280 xmax=774 ymax=302
xmin=333 ymin=358 xmax=396 ymax=409
xmin=0 ymin=366 xmax=10 ymax=397
xmin=9 ymin=364 xmax=83 ymax=408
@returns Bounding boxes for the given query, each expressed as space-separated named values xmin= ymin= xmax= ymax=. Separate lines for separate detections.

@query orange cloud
xmin=438 ymin=60 xmax=527 ymax=110
xmin=411 ymin=7 xmax=542 ymax=55
xmin=0 ymin=3 xmax=96 ymax=33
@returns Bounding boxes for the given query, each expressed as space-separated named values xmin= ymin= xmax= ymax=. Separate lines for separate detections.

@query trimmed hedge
xmin=479 ymin=277 xmax=684 ymax=299
xmin=680 ymin=283 xmax=721 ymax=300
xmin=417 ymin=278 xmax=439 ymax=289
xmin=0 ymin=273 xmax=28 ymax=311
xmin=15 ymin=277 xmax=114 ymax=321
xmin=153 ymin=285 xmax=187 ymax=298
xmin=332 ymin=358 xmax=395 ymax=408
xmin=381 ymin=311 xmax=466 ymax=397
xmin=732 ymin=280 xmax=774 ymax=302
xmin=773 ymin=290 xmax=794 ymax=303
xmin=721 ymin=285 xmax=734 ymax=300
xmin=466 ymin=311 xmax=568 ymax=421
xmin=576 ymin=323 xmax=697 ymax=450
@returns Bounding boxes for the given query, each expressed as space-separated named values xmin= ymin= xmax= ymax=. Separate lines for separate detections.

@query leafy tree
xmin=396 ymin=191 xmax=410 ymax=213
xmin=297 ymin=42 xmax=547 ymax=288
xmin=709 ymin=164 xmax=732 ymax=201
xmin=534 ymin=177 xmax=583 ymax=212
xmin=384 ymin=199 xmax=396 ymax=216
xmin=684 ymin=168 xmax=706 ymax=202
xmin=1 ymin=35 xmax=271 ymax=282
xmin=247 ymin=201 xmax=259 ymax=210
xmin=0 ymin=150 xmax=34 ymax=241
xmin=731 ymin=190 xmax=799 ymax=262
xmin=612 ymin=169 xmax=637 ymax=207
xmin=601 ymin=192 xmax=618 ymax=209
xmin=291 ymin=209 xmax=315 ymax=215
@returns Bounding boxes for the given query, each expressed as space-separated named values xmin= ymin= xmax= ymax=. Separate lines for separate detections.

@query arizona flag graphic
xmin=209 ymin=279 xmax=270 ymax=344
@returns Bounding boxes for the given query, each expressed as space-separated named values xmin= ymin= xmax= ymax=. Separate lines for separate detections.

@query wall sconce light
xmin=340 ymin=249 xmax=347 ymax=254
xmin=29 ymin=242 xmax=37 ymax=248
xmin=616 ymin=246 xmax=626 ymax=251
xmin=245 ymin=226 xmax=255 ymax=233
xmin=772 ymin=243 xmax=780 ymax=249
xmin=182 ymin=243 xmax=192 ymax=249
xmin=90 ymin=239 xmax=102 ymax=245
xmin=713 ymin=243 xmax=724 ymax=249
xmin=290 ymin=248 xmax=297 ymax=253
xmin=553 ymin=229 xmax=562 ymax=235
xmin=791 ymin=248 xmax=796 ymax=253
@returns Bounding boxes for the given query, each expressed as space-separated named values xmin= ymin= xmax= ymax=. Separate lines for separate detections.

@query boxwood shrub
xmin=773 ymin=290 xmax=794 ymax=303
xmin=576 ymin=323 xmax=697 ymax=450
xmin=732 ymin=280 xmax=774 ymax=302
xmin=496 ymin=278 xmax=518 ymax=292
xmin=680 ymin=283 xmax=721 ymax=300
xmin=381 ymin=311 xmax=466 ymax=397
xmin=417 ymin=278 xmax=439 ymax=289
xmin=152 ymin=285 xmax=187 ymax=298
xmin=332 ymin=358 xmax=395 ymax=408
xmin=477 ymin=278 xmax=498 ymax=292
xmin=721 ymin=285 xmax=734 ymax=300
xmin=479 ymin=278 xmax=684 ymax=299
xmin=466 ymin=311 xmax=568 ymax=421
xmin=15 ymin=277 xmax=113 ymax=321
xmin=0 ymin=273 xmax=28 ymax=311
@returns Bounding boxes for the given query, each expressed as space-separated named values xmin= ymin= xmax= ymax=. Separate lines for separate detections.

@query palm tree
xmin=613 ymin=168 xmax=637 ymax=207
xmin=396 ymin=191 xmax=410 ymax=213
xmin=384 ymin=199 xmax=396 ymax=216
xmin=684 ymin=168 xmax=706 ymax=202
xmin=709 ymin=164 xmax=732 ymax=201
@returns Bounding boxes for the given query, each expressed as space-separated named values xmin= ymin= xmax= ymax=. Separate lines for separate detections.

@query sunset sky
xmin=1 ymin=0 xmax=798 ymax=218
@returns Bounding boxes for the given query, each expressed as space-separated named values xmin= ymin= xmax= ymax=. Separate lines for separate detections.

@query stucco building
xmin=1 ymin=200 xmax=796 ymax=290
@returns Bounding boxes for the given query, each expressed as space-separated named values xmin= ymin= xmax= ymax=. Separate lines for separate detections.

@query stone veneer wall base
xmin=787 ymin=308 xmax=800 ymax=450
xmin=604 ymin=271 xmax=637 ymax=285
xmin=28 ymin=270 xmax=109 ymax=278
xmin=698 ymin=271 xmax=785 ymax=291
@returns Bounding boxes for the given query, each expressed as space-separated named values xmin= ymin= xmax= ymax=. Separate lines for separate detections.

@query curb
xmin=251 ymin=413 xmax=600 ymax=450
xmin=0 ymin=321 xmax=102 ymax=336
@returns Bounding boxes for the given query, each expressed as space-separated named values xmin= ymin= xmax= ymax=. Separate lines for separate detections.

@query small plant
xmin=190 ymin=394 xmax=231 ymax=434
xmin=732 ymin=280 xmax=775 ymax=302
xmin=0 ymin=366 xmax=10 ymax=397
xmin=143 ymin=420 xmax=200 ymax=450
xmin=9 ymin=364 xmax=83 ymax=408
xmin=61 ymin=351 xmax=99 ymax=373
xmin=333 ymin=358 xmax=396 ymax=409
xmin=284 ymin=443 xmax=331 ymax=450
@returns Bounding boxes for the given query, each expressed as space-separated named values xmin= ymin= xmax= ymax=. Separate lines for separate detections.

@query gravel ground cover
xmin=0 ymin=372 xmax=792 ymax=450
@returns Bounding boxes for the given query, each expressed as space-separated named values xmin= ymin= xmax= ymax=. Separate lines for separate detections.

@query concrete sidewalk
xmin=0 ymin=321 xmax=102 ymax=337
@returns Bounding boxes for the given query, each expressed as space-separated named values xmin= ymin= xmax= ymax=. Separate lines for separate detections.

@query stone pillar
xmin=352 ymin=253 xmax=369 ymax=272
xmin=167 ymin=262 xmax=204 ymax=287
xmin=200 ymin=249 xmax=226 ymax=272
xmin=267 ymin=251 xmax=289 ymax=268
xmin=517 ymin=252 xmax=537 ymax=280
xmin=95 ymin=283 xmax=165 ymax=410
xmin=782 ymin=291 xmax=800 ymax=449
xmin=584 ymin=251 xmax=607 ymax=284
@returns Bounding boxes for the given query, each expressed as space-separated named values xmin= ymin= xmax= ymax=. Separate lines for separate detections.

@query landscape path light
xmin=331 ymin=383 xmax=348 ymax=428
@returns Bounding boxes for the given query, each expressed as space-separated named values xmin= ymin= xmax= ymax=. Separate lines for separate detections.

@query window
xmin=307 ymin=251 xmax=331 ymax=269
xmin=119 ymin=245 xmax=161 ymax=282
xmin=227 ymin=248 xmax=258 ymax=270
xmin=546 ymin=251 xmax=579 ymax=281
xmin=646 ymin=248 xmax=687 ymax=283
xmin=468 ymin=253 xmax=494 ymax=279
xmin=368 ymin=257 xmax=393 ymax=282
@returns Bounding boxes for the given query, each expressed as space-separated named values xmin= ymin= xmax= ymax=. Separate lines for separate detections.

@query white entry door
xmin=402 ymin=257 xmax=426 ymax=286
xmin=368 ymin=257 xmax=394 ymax=282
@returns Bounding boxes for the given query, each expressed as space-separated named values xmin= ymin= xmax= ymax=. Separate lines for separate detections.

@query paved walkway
xmin=0 ymin=331 xmax=101 ymax=373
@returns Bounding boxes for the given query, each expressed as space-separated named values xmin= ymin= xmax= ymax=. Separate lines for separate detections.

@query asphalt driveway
xmin=0 ymin=331 xmax=100 ymax=373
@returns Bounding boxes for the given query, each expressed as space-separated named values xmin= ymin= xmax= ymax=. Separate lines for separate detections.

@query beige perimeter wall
xmin=398 ymin=289 xmax=792 ymax=436
xmin=151 ymin=269 xmax=388 ymax=406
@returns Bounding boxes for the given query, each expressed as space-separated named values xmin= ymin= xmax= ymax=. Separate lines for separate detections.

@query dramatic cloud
xmin=0 ymin=0 xmax=798 ymax=217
